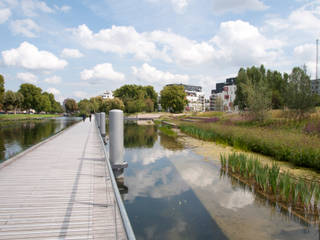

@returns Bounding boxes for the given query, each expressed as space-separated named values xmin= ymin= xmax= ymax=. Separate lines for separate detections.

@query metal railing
xmin=95 ymin=113 xmax=136 ymax=240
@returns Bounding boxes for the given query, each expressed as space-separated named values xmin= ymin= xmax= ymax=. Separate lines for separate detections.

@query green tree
xmin=35 ymin=94 xmax=51 ymax=113
xmin=3 ymin=91 xmax=24 ymax=113
xmin=113 ymin=84 xmax=158 ymax=113
xmin=63 ymin=98 xmax=78 ymax=113
xmin=18 ymin=83 xmax=42 ymax=110
xmin=285 ymin=66 xmax=315 ymax=119
xmin=0 ymin=74 xmax=4 ymax=109
xmin=160 ymin=85 xmax=187 ymax=113
xmin=242 ymin=77 xmax=272 ymax=121
xmin=78 ymin=99 xmax=93 ymax=115
xmin=99 ymin=98 xmax=125 ymax=113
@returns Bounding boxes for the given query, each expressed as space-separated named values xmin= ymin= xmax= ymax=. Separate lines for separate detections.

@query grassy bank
xmin=175 ymin=113 xmax=320 ymax=170
xmin=0 ymin=114 xmax=60 ymax=121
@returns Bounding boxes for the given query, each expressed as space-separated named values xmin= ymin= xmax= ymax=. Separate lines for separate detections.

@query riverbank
xmin=0 ymin=114 xmax=61 ymax=122
xmin=163 ymin=110 xmax=320 ymax=171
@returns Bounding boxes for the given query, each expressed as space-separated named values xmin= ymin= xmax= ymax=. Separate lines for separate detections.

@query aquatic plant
xmin=158 ymin=125 xmax=177 ymax=138
xmin=219 ymin=153 xmax=320 ymax=221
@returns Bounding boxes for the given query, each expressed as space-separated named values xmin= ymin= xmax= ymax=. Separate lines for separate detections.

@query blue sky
xmin=0 ymin=0 xmax=319 ymax=102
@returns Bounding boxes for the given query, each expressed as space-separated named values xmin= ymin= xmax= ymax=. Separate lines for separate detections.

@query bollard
xmin=109 ymin=109 xmax=125 ymax=168
xmin=97 ymin=113 xmax=101 ymax=129
xmin=100 ymin=112 xmax=106 ymax=137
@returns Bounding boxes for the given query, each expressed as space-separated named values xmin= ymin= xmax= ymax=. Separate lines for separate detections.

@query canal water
xmin=121 ymin=124 xmax=319 ymax=240
xmin=0 ymin=117 xmax=80 ymax=162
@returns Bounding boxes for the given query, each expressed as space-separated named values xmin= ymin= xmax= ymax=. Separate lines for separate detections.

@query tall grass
xmin=220 ymin=153 xmax=320 ymax=217
xmin=179 ymin=123 xmax=320 ymax=170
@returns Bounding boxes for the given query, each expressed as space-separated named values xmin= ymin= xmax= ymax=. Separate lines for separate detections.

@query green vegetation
xmin=113 ymin=84 xmax=158 ymax=113
xmin=235 ymin=65 xmax=316 ymax=121
xmin=158 ymin=125 xmax=177 ymax=138
xmin=160 ymin=85 xmax=187 ymax=113
xmin=63 ymin=98 xmax=78 ymax=113
xmin=179 ymin=121 xmax=320 ymax=170
xmin=0 ymin=74 xmax=4 ymax=109
xmin=220 ymin=153 xmax=320 ymax=219
xmin=0 ymin=114 xmax=59 ymax=121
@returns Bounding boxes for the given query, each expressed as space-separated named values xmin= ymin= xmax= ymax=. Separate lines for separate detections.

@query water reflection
xmin=0 ymin=117 xmax=80 ymax=162
xmin=122 ymin=124 xmax=320 ymax=240
xmin=124 ymin=124 xmax=157 ymax=148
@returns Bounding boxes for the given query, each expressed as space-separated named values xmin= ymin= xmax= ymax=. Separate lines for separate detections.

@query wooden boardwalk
xmin=0 ymin=119 xmax=127 ymax=239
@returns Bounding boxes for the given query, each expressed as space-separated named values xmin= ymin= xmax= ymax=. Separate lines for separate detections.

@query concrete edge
xmin=0 ymin=120 xmax=81 ymax=170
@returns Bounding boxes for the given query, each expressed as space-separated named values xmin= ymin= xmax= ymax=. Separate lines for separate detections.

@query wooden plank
xmin=0 ymin=119 xmax=126 ymax=240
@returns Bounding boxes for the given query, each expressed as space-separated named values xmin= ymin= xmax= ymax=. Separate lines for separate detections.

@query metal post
xmin=100 ymin=112 xmax=106 ymax=137
xmin=109 ymin=109 xmax=124 ymax=168
xmin=97 ymin=113 xmax=101 ymax=129
xmin=316 ymin=39 xmax=319 ymax=81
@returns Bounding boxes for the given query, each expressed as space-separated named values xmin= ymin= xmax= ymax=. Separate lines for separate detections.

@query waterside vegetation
xmin=220 ymin=153 xmax=320 ymax=224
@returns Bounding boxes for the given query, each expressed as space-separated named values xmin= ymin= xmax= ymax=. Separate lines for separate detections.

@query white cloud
xmin=44 ymin=75 xmax=61 ymax=84
xmin=80 ymin=63 xmax=125 ymax=82
xmin=73 ymin=91 xmax=88 ymax=99
xmin=10 ymin=19 xmax=41 ymax=38
xmin=294 ymin=43 xmax=316 ymax=77
xmin=71 ymin=24 xmax=214 ymax=65
xmin=265 ymin=2 xmax=320 ymax=37
xmin=2 ymin=42 xmax=68 ymax=70
xmin=210 ymin=20 xmax=283 ymax=67
xmin=0 ymin=8 xmax=11 ymax=24
xmin=148 ymin=30 xmax=215 ymax=65
xmin=71 ymin=24 xmax=170 ymax=62
xmin=46 ymin=87 xmax=60 ymax=95
xmin=17 ymin=72 xmax=38 ymax=83
xmin=132 ymin=63 xmax=189 ymax=86
xmin=212 ymin=0 xmax=268 ymax=14
xmin=55 ymin=5 xmax=71 ymax=13
xmin=171 ymin=0 xmax=189 ymax=13
xmin=21 ymin=0 xmax=54 ymax=17
xmin=61 ymin=48 xmax=83 ymax=58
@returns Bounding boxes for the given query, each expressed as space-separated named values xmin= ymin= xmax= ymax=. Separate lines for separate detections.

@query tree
xmin=3 ymin=91 xmax=16 ymax=112
xmin=215 ymin=96 xmax=223 ymax=111
xmin=113 ymin=84 xmax=158 ymax=113
xmin=63 ymin=98 xmax=78 ymax=113
xmin=285 ymin=66 xmax=315 ymax=119
xmin=242 ymin=78 xmax=272 ymax=121
xmin=18 ymin=83 xmax=42 ymax=110
xmin=78 ymin=99 xmax=93 ymax=115
xmin=99 ymin=98 xmax=125 ymax=113
xmin=35 ymin=94 xmax=51 ymax=113
xmin=160 ymin=85 xmax=187 ymax=113
xmin=3 ymin=91 xmax=24 ymax=113
xmin=0 ymin=74 xmax=4 ymax=109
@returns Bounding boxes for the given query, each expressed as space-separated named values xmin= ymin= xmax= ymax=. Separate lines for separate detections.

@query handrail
xmin=95 ymin=117 xmax=136 ymax=240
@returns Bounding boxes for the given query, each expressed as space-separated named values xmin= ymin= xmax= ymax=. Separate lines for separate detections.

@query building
xmin=166 ymin=84 xmax=205 ymax=112
xmin=101 ymin=90 xmax=113 ymax=99
xmin=311 ymin=79 xmax=320 ymax=95
xmin=210 ymin=77 xmax=237 ymax=112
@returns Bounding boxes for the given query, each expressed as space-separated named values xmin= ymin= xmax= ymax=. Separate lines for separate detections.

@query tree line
xmin=0 ymin=74 xmax=63 ymax=114
xmin=69 ymin=84 xmax=188 ymax=115
xmin=234 ymin=65 xmax=319 ymax=121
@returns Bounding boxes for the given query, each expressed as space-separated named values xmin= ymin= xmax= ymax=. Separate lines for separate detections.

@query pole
xmin=100 ymin=112 xmax=106 ymax=137
xmin=109 ymin=109 xmax=124 ymax=168
xmin=316 ymin=39 xmax=319 ymax=80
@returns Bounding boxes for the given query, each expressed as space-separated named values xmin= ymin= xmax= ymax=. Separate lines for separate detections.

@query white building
xmin=101 ymin=91 xmax=113 ymax=99
xmin=210 ymin=77 xmax=237 ymax=112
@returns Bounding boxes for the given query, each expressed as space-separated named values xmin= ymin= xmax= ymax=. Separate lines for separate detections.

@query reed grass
xmin=220 ymin=153 xmax=320 ymax=211
xmin=158 ymin=125 xmax=177 ymax=138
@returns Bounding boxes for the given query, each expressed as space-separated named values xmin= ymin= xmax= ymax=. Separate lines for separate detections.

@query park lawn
xmin=0 ymin=114 xmax=60 ymax=121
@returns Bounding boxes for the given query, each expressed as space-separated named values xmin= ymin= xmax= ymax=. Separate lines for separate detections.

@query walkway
xmin=0 ymin=119 xmax=126 ymax=239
